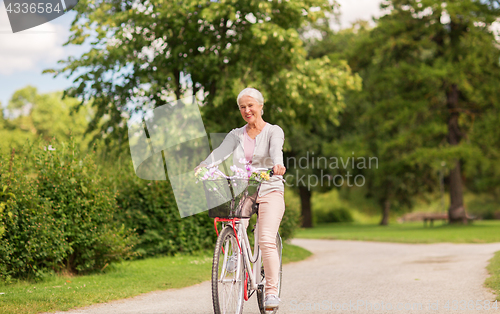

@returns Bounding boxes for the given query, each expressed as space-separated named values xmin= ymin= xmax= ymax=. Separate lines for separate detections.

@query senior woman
xmin=197 ymin=87 xmax=286 ymax=310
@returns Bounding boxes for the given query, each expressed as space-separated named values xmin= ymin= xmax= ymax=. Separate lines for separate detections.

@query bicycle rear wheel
xmin=212 ymin=225 xmax=245 ymax=314
xmin=257 ymin=232 xmax=283 ymax=314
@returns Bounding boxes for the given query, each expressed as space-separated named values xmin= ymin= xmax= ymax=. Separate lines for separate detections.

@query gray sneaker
xmin=264 ymin=294 xmax=280 ymax=310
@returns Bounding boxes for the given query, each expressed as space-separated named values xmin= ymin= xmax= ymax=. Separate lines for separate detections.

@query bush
xmin=280 ymin=189 xmax=302 ymax=241
xmin=0 ymin=141 xmax=136 ymax=281
xmin=466 ymin=194 xmax=500 ymax=220
xmin=35 ymin=141 xmax=136 ymax=273
xmin=315 ymin=206 xmax=354 ymax=223
xmin=108 ymin=157 xmax=217 ymax=257
xmin=0 ymin=147 xmax=67 ymax=282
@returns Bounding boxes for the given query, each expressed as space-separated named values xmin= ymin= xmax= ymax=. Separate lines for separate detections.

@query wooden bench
xmin=423 ymin=213 xmax=448 ymax=227
xmin=423 ymin=213 xmax=477 ymax=226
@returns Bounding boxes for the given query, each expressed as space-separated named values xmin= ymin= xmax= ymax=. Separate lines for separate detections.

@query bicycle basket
xmin=203 ymin=178 xmax=261 ymax=219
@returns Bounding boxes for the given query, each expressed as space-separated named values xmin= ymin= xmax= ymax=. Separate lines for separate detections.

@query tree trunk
xmin=174 ymin=69 xmax=181 ymax=100
xmin=299 ymin=186 xmax=313 ymax=228
xmin=446 ymin=84 xmax=467 ymax=224
xmin=379 ymin=199 xmax=390 ymax=226
xmin=448 ymin=159 xmax=466 ymax=222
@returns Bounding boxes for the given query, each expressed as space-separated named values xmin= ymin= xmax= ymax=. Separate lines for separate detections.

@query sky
xmin=0 ymin=0 xmax=384 ymax=107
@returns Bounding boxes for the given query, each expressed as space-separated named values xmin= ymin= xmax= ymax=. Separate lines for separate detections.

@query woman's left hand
xmin=272 ymin=164 xmax=286 ymax=176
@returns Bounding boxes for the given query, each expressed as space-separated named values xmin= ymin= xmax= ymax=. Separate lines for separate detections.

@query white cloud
xmin=334 ymin=0 xmax=384 ymax=30
xmin=0 ymin=5 xmax=67 ymax=75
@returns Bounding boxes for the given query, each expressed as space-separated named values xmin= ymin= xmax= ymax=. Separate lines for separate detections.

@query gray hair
xmin=237 ymin=87 xmax=264 ymax=107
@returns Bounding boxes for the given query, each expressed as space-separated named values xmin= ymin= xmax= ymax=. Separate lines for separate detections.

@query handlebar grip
xmin=269 ymin=168 xmax=274 ymax=177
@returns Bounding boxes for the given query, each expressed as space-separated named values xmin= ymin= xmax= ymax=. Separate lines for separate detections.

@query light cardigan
xmin=203 ymin=122 xmax=285 ymax=197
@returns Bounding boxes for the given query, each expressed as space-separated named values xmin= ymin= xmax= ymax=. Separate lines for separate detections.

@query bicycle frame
xmin=214 ymin=216 xmax=263 ymax=297
xmin=209 ymin=167 xmax=285 ymax=307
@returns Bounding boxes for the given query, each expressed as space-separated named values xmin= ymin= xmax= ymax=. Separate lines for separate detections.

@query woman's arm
xmin=269 ymin=125 xmax=286 ymax=175
xmin=200 ymin=129 xmax=239 ymax=168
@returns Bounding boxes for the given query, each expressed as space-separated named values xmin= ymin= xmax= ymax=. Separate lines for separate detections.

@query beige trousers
xmin=241 ymin=191 xmax=285 ymax=296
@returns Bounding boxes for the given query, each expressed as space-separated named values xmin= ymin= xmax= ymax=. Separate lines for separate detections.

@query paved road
xmin=50 ymin=239 xmax=500 ymax=314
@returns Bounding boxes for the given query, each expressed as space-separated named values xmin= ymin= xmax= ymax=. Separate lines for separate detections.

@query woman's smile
xmin=239 ymin=95 xmax=262 ymax=124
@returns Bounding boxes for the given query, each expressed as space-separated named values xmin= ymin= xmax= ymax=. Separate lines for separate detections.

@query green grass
xmin=486 ymin=251 xmax=500 ymax=301
xmin=295 ymin=220 xmax=500 ymax=243
xmin=0 ymin=243 xmax=310 ymax=314
xmin=281 ymin=241 xmax=312 ymax=264
xmin=304 ymin=187 xmax=500 ymax=225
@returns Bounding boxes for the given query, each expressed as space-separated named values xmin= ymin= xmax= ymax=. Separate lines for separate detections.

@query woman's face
xmin=238 ymin=95 xmax=263 ymax=124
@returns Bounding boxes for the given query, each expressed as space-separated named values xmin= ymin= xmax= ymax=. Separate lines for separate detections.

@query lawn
xmin=295 ymin=220 xmax=500 ymax=243
xmin=486 ymin=251 xmax=500 ymax=301
xmin=0 ymin=243 xmax=311 ymax=314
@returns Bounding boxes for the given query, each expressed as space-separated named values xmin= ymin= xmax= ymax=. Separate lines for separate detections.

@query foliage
xmin=46 ymin=0 xmax=338 ymax=140
xmin=315 ymin=206 xmax=354 ymax=224
xmin=0 ymin=149 xmax=66 ymax=282
xmin=278 ymin=187 xmax=302 ymax=241
xmin=0 ymin=86 xmax=94 ymax=153
xmin=103 ymin=154 xmax=217 ymax=257
xmin=46 ymin=0 xmax=363 ymax=231
xmin=307 ymin=0 xmax=500 ymax=224
xmin=464 ymin=193 xmax=500 ymax=220
xmin=0 ymin=140 xmax=136 ymax=281
xmin=279 ymin=197 xmax=301 ymax=242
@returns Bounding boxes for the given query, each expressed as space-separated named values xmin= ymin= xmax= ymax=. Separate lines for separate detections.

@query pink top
xmin=243 ymin=126 xmax=256 ymax=163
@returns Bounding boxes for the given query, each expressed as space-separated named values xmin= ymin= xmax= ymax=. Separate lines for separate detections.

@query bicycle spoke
xmin=212 ymin=226 xmax=244 ymax=314
xmin=222 ymin=281 xmax=236 ymax=314
xmin=219 ymin=239 xmax=230 ymax=281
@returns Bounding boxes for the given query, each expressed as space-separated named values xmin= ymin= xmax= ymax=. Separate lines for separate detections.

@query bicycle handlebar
xmin=200 ymin=166 xmax=285 ymax=182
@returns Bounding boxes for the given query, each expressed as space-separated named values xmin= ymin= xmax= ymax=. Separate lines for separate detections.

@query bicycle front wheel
xmin=212 ymin=225 xmax=245 ymax=314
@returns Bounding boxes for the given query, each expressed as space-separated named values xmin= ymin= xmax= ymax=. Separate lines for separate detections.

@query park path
xmin=50 ymin=239 xmax=500 ymax=314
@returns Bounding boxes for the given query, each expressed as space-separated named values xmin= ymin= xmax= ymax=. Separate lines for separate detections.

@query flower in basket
xmin=236 ymin=158 xmax=271 ymax=181
xmin=195 ymin=167 xmax=208 ymax=181
xmin=230 ymin=165 xmax=247 ymax=179
xmin=260 ymin=172 xmax=271 ymax=181
xmin=195 ymin=166 xmax=224 ymax=182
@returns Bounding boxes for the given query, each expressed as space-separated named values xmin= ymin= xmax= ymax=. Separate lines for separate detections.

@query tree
xmin=374 ymin=0 xmax=500 ymax=223
xmin=46 ymin=1 xmax=337 ymax=140
xmin=0 ymin=86 xmax=94 ymax=153
xmin=309 ymin=0 xmax=500 ymax=224
xmin=46 ymin=0 xmax=362 ymax=226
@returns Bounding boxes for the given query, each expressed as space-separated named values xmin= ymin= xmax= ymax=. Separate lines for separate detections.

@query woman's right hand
xmin=272 ymin=164 xmax=286 ymax=176
xmin=194 ymin=162 xmax=208 ymax=174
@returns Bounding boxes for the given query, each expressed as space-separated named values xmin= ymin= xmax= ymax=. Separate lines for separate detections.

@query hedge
xmin=0 ymin=141 xmax=136 ymax=281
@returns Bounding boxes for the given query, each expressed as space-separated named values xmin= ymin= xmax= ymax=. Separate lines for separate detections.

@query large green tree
xmin=46 ymin=0 xmax=349 ymax=139
xmin=309 ymin=0 xmax=500 ymax=224
xmin=46 ymin=0 xmax=362 ymax=226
